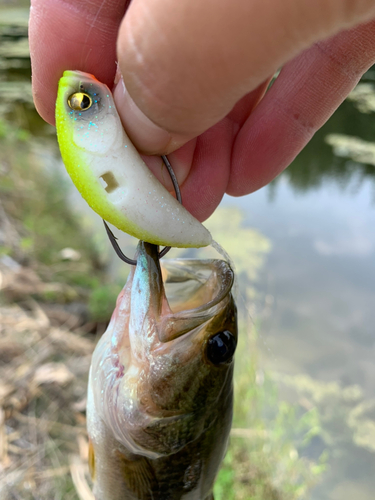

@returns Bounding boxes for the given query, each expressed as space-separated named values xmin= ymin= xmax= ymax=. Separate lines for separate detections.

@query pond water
xmin=228 ymin=94 xmax=375 ymax=499
xmin=232 ymin=172 xmax=375 ymax=499
xmin=2 ymin=4 xmax=375 ymax=499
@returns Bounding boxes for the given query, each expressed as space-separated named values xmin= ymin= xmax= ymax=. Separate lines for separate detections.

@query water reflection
xmin=0 ymin=5 xmax=51 ymax=134
xmin=269 ymin=93 xmax=375 ymax=197
xmin=230 ymin=80 xmax=375 ymax=498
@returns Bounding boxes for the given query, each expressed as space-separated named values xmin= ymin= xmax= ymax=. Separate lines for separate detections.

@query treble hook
xmin=103 ymin=155 xmax=182 ymax=266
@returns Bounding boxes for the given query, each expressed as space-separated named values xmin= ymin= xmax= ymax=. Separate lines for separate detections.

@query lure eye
xmin=206 ymin=330 xmax=237 ymax=365
xmin=67 ymin=92 xmax=92 ymax=111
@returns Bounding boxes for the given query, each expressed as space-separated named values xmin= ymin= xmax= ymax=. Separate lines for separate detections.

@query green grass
xmin=214 ymin=324 xmax=328 ymax=500
xmin=0 ymin=117 xmax=122 ymax=310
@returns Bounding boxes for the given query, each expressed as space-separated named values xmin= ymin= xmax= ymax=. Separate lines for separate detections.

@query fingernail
xmin=113 ymin=76 xmax=173 ymax=154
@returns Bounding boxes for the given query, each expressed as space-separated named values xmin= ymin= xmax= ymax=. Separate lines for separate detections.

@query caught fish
xmin=55 ymin=71 xmax=211 ymax=248
xmin=87 ymin=242 xmax=237 ymax=499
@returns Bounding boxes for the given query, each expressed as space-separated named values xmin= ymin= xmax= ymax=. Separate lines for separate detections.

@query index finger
xmin=29 ymin=0 xmax=129 ymax=125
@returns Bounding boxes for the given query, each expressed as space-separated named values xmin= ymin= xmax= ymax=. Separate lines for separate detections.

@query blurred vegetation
xmin=214 ymin=326 xmax=328 ymax=500
xmin=268 ymin=69 xmax=375 ymax=197
xmin=347 ymin=83 xmax=375 ymax=114
xmin=0 ymin=117 xmax=123 ymax=315
xmin=325 ymin=134 xmax=375 ymax=167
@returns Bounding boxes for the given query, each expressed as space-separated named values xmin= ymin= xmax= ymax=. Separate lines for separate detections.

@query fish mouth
xmin=131 ymin=241 xmax=234 ymax=343
xmin=89 ymin=241 xmax=236 ymax=457
xmin=160 ymin=257 xmax=234 ymax=342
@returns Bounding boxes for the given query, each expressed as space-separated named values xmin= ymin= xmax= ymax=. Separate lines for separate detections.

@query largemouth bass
xmin=55 ymin=71 xmax=211 ymax=248
xmin=87 ymin=242 xmax=237 ymax=499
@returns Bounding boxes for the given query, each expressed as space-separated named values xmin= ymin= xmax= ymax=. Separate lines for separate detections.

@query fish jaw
xmin=89 ymin=242 xmax=172 ymax=458
xmin=89 ymin=242 xmax=237 ymax=462
xmin=55 ymin=70 xmax=212 ymax=248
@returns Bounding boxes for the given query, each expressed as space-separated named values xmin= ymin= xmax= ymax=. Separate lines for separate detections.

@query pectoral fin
xmin=116 ymin=450 xmax=158 ymax=500
xmin=88 ymin=438 xmax=96 ymax=480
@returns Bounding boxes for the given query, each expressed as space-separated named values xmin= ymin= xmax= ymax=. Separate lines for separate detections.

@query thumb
xmin=115 ymin=0 xmax=375 ymax=155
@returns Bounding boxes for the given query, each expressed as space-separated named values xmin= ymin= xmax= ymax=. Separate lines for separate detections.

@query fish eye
xmin=206 ymin=330 xmax=237 ymax=365
xmin=67 ymin=92 xmax=92 ymax=111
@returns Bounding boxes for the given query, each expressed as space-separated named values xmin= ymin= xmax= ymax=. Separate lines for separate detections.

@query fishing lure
xmin=55 ymin=70 xmax=212 ymax=248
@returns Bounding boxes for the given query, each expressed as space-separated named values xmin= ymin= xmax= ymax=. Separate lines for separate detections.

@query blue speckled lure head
xmin=56 ymin=71 xmax=121 ymax=155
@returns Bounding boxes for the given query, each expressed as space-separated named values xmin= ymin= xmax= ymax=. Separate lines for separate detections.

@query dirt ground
xmin=0 ymin=258 xmax=101 ymax=499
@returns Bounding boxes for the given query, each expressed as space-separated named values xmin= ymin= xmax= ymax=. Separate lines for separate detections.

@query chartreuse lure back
xmin=55 ymin=70 xmax=212 ymax=248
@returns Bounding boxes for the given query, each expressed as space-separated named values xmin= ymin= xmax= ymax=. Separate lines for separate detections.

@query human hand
xmin=29 ymin=0 xmax=375 ymax=221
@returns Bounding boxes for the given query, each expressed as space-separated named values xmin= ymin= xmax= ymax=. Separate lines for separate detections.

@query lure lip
xmin=63 ymin=69 xmax=96 ymax=79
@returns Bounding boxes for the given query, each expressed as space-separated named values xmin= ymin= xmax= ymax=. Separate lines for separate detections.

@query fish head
xmin=89 ymin=242 xmax=237 ymax=458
